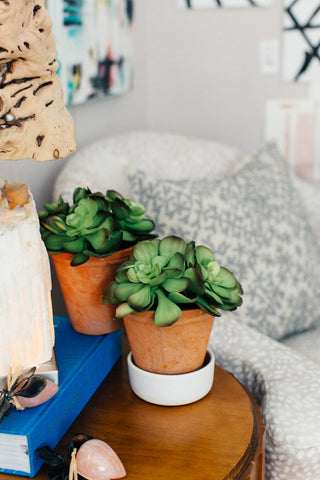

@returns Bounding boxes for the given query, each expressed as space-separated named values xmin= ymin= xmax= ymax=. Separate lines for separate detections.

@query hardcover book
xmin=0 ymin=316 xmax=122 ymax=477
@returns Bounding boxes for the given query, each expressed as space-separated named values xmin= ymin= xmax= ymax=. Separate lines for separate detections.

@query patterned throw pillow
xmin=128 ymin=144 xmax=320 ymax=340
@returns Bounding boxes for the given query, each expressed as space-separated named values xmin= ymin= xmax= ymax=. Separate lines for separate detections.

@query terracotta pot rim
xmin=124 ymin=308 xmax=215 ymax=328
xmin=50 ymin=245 xmax=133 ymax=265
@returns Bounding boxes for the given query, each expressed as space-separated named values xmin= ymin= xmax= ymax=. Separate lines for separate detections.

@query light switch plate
xmin=259 ymin=39 xmax=279 ymax=75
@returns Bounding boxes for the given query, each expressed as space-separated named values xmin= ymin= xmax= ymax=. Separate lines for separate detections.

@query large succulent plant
xmin=39 ymin=188 xmax=156 ymax=266
xmin=103 ymin=235 xmax=243 ymax=327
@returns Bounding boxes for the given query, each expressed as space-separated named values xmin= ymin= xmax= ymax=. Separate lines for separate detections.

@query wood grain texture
xmin=0 ymin=0 xmax=76 ymax=161
xmin=0 ymin=335 xmax=265 ymax=480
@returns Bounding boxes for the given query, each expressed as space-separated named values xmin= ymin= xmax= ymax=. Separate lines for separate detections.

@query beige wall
xmin=143 ymin=0 xmax=307 ymax=152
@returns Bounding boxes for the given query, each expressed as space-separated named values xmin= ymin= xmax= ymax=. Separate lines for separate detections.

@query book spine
xmin=29 ymin=330 xmax=122 ymax=477
xmin=0 ymin=329 xmax=122 ymax=477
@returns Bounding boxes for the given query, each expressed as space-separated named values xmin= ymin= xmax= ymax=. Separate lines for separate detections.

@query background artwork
xmin=264 ymin=99 xmax=320 ymax=181
xmin=176 ymin=0 xmax=273 ymax=9
xmin=282 ymin=0 xmax=320 ymax=83
xmin=46 ymin=0 xmax=134 ymax=106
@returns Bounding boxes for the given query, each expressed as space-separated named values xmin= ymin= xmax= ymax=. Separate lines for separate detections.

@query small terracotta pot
xmin=124 ymin=309 xmax=214 ymax=374
xmin=51 ymin=247 xmax=132 ymax=335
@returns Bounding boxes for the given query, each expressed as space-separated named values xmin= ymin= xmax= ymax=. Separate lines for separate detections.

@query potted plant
xmin=103 ymin=236 xmax=243 ymax=405
xmin=39 ymin=188 xmax=156 ymax=335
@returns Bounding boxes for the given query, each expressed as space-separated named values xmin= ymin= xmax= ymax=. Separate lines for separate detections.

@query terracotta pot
xmin=51 ymin=247 xmax=132 ymax=335
xmin=124 ymin=309 xmax=214 ymax=374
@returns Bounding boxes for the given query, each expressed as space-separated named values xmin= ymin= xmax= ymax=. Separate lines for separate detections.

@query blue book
xmin=0 ymin=316 xmax=122 ymax=477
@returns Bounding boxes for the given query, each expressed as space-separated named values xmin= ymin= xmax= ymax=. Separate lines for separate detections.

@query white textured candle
xmin=0 ymin=180 xmax=54 ymax=377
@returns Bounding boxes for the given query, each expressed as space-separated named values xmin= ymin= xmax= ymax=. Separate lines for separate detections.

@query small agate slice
xmin=0 ymin=181 xmax=54 ymax=377
xmin=77 ymin=439 xmax=126 ymax=480
xmin=16 ymin=379 xmax=58 ymax=408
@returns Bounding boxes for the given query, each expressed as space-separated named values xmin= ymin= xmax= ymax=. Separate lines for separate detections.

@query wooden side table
xmin=0 ymin=340 xmax=265 ymax=480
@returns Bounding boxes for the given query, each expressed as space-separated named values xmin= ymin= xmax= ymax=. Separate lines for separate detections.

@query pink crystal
xmin=76 ymin=439 xmax=126 ymax=480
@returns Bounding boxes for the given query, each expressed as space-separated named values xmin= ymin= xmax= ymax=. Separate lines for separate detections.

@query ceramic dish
xmin=127 ymin=349 xmax=215 ymax=406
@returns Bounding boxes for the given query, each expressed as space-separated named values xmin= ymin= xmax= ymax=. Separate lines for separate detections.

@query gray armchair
xmin=53 ymin=131 xmax=320 ymax=480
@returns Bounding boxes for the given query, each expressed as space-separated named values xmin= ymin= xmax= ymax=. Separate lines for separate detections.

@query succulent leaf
xmin=84 ymin=229 xmax=109 ymax=250
xmin=166 ymin=252 xmax=185 ymax=271
xmin=71 ymin=252 xmax=90 ymax=266
xmin=184 ymin=267 xmax=205 ymax=294
xmin=162 ymin=277 xmax=190 ymax=293
xmin=63 ymin=238 xmax=87 ymax=253
xmin=131 ymin=241 xmax=158 ymax=262
xmin=149 ymin=271 xmax=168 ymax=287
xmin=154 ymin=289 xmax=182 ymax=326
xmin=39 ymin=187 xmax=156 ymax=266
xmin=204 ymin=288 xmax=224 ymax=305
xmin=184 ymin=241 xmax=196 ymax=267
xmin=196 ymin=296 xmax=221 ymax=316
xmin=113 ymin=283 xmax=144 ymax=302
xmin=104 ymin=235 xmax=242 ymax=326
xmin=159 ymin=236 xmax=187 ymax=259
xmin=124 ymin=219 xmax=155 ymax=233
xmin=122 ymin=231 xmax=136 ymax=242
xmin=45 ymin=234 xmax=70 ymax=251
xmin=112 ymin=198 xmax=131 ymax=220
xmin=168 ymin=291 xmax=197 ymax=304
xmin=128 ymin=285 xmax=154 ymax=311
xmin=213 ymin=267 xmax=237 ymax=288
xmin=195 ymin=245 xmax=214 ymax=266
xmin=73 ymin=187 xmax=90 ymax=204
xmin=116 ymin=302 xmax=135 ymax=318
xmin=127 ymin=267 xmax=140 ymax=283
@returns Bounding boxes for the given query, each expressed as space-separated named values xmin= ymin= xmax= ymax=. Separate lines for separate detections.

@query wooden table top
xmin=0 ymin=337 xmax=265 ymax=480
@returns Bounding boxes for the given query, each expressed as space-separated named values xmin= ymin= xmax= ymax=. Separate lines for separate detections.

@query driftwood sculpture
xmin=0 ymin=0 xmax=76 ymax=161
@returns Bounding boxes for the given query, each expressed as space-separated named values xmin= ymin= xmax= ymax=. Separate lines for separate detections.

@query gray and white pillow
xmin=128 ymin=144 xmax=320 ymax=340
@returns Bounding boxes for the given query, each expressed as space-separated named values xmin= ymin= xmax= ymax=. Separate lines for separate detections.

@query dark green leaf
xmin=84 ymin=229 xmax=109 ymax=250
xmin=73 ymin=187 xmax=90 ymax=204
xmin=45 ymin=234 xmax=70 ymax=251
xmin=195 ymin=296 xmax=221 ymax=316
xmin=112 ymin=198 xmax=131 ymax=220
xmin=63 ymin=237 xmax=87 ymax=253
xmin=184 ymin=241 xmax=196 ymax=267
xmin=0 ymin=396 xmax=11 ymax=423
xmin=168 ymin=291 xmax=196 ymax=304
xmin=71 ymin=252 xmax=89 ymax=266
xmin=35 ymin=446 xmax=66 ymax=467
xmin=184 ymin=267 xmax=205 ymax=294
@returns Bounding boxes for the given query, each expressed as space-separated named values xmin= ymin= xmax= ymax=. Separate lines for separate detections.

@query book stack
xmin=0 ymin=316 xmax=122 ymax=477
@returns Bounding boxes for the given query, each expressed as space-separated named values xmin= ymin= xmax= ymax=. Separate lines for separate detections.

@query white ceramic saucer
xmin=127 ymin=349 xmax=215 ymax=406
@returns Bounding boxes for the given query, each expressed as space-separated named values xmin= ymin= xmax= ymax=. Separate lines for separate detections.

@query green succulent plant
xmin=38 ymin=188 xmax=156 ymax=266
xmin=103 ymin=235 xmax=243 ymax=327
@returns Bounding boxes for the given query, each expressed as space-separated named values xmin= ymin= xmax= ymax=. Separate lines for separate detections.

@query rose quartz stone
xmin=76 ymin=439 xmax=126 ymax=480
xmin=16 ymin=379 xmax=58 ymax=408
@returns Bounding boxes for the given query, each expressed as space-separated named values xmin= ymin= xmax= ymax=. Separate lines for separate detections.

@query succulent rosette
xmin=103 ymin=235 xmax=243 ymax=327
xmin=39 ymin=188 xmax=156 ymax=266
